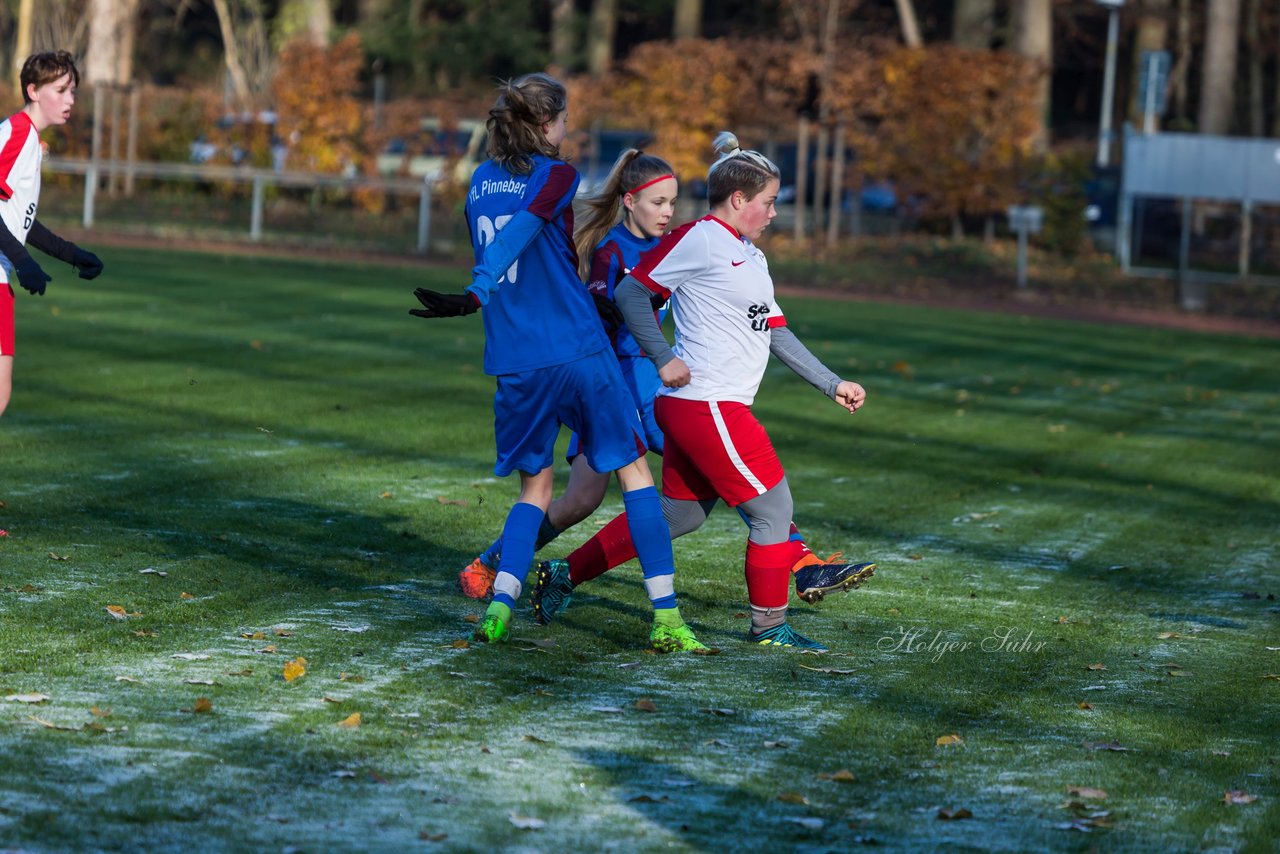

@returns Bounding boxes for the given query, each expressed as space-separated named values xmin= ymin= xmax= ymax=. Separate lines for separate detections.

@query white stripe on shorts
xmin=709 ymin=401 xmax=767 ymax=496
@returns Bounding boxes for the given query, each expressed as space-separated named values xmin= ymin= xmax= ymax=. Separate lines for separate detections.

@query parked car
xmin=377 ymin=118 xmax=487 ymax=184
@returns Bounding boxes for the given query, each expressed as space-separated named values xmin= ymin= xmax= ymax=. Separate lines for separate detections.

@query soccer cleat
xmin=793 ymin=552 xmax=876 ymax=603
xmin=459 ymin=557 xmax=496 ymax=600
xmin=748 ymin=623 xmax=829 ymax=652
xmin=472 ymin=613 xmax=509 ymax=644
xmin=530 ymin=559 xmax=574 ymax=625
xmin=650 ymin=621 xmax=709 ymax=653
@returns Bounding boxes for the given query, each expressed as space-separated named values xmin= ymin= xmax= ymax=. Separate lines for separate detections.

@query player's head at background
xmin=486 ymin=72 xmax=568 ymax=176
xmin=21 ymin=51 xmax=79 ymax=105
xmin=575 ymin=150 xmax=678 ymax=274
xmin=707 ymin=131 xmax=781 ymax=242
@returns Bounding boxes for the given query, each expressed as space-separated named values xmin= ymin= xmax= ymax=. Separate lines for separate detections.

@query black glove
xmin=592 ymin=292 xmax=625 ymax=330
xmin=72 ymin=246 xmax=103 ymax=280
xmin=14 ymin=256 xmax=52 ymax=296
xmin=410 ymin=288 xmax=479 ymax=318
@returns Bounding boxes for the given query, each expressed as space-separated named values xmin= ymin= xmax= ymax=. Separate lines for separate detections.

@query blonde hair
xmin=574 ymin=149 xmax=676 ymax=277
xmin=486 ymin=72 xmax=568 ymax=176
xmin=707 ymin=131 xmax=780 ymax=206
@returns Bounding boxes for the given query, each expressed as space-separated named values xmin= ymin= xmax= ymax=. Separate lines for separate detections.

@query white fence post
xmin=251 ymin=175 xmax=265 ymax=242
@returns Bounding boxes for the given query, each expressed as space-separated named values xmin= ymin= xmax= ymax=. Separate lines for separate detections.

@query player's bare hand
xmin=834 ymin=381 xmax=866 ymax=414
xmin=659 ymin=357 xmax=691 ymax=388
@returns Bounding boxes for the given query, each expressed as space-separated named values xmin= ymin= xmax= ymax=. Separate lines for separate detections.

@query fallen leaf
xmin=180 ymin=592 xmax=195 ymax=600
xmin=105 ymin=606 xmax=129 ymax=620
xmin=1222 ymin=790 xmax=1257 ymax=805
xmin=132 ymin=629 xmax=157 ymax=637
xmin=798 ymin=664 xmax=856 ymax=674
xmin=241 ymin=631 xmax=266 ymax=640
xmin=817 ymin=769 xmax=857 ymax=782
xmin=1066 ymin=786 xmax=1108 ymax=800
xmin=48 ymin=552 xmax=70 ymax=561
xmin=89 ymin=706 xmax=112 ymax=718
xmin=1078 ymin=702 xmax=1093 ymax=710
xmin=1083 ymin=741 xmax=1130 ymax=752
xmin=322 ymin=696 xmax=343 ymax=704
xmin=617 ymin=662 xmax=641 ymax=670
xmin=523 ymin=734 xmax=549 ymax=744
xmin=784 ymin=817 xmax=825 ymax=829
xmin=330 ymin=770 xmax=357 ymax=779
xmin=1086 ymin=664 xmax=1107 ymax=671
xmin=705 ymin=739 xmax=733 ymax=747
xmin=1262 ymin=674 xmax=1280 ymax=681
xmin=627 ymin=794 xmax=669 ymax=803
xmin=1212 ymin=750 xmax=1231 ymax=756
xmin=936 ymin=734 xmax=964 ymax=746
xmin=699 ymin=708 xmax=736 ymax=716
xmin=139 ymin=568 xmax=168 ymax=577
xmin=5 ymin=693 xmax=49 ymax=704
xmin=436 ymin=496 xmax=469 ymax=506
xmin=379 ymin=492 xmax=393 ymax=499
xmin=114 ymin=676 xmax=142 ymax=684
xmin=777 ymin=792 xmax=808 ymax=804
xmin=764 ymin=740 xmax=790 ymax=749
xmin=273 ymin=628 xmax=293 ymax=637
xmin=283 ymin=657 xmax=308 ymax=682
xmin=508 ymin=813 xmax=545 ymax=830
xmin=338 ymin=673 xmax=364 ymax=683
xmin=463 ymin=615 xmax=479 ymax=624
xmin=419 ymin=831 xmax=448 ymax=842
xmin=1157 ymin=632 xmax=1180 ymax=639
xmin=1056 ymin=818 xmax=1109 ymax=831
xmin=692 ymin=646 xmax=721 ymax=656
xmin=256 ymin=645 xmax=278 ymax=654
xmin=937 ymin=808 xmax=973 ymax=820
xmin=172 ymin=653 xmax=210 ymax=661
xmin=225 ymin=668 xmax=253 ymax=677
xmin=182 ymin=679 xmax=219 ymax=686
xmin=451 ymin=639 xmax=471 ymax=649
xmin=634 ymin=698 xmax=657 ymax=713
xmin=28 ymin=716 xmax=78 ymax=731
xmin=338 ymin=712 xmax=362 ymax=728
xmin=193 ymin=697 xmax=213 ymax=714
xmin=591 ymin=706 xmax=624 ymax=714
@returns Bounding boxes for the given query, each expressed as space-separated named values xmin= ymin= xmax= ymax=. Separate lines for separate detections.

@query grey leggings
xmin=661 ymin=475 xmax=794 ymax=546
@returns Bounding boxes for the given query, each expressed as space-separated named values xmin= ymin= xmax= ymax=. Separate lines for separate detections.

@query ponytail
xmin=486 ymin=72 xmax=568 ymax=175
xmin=707 ymin=131 xmax=780 ymax=206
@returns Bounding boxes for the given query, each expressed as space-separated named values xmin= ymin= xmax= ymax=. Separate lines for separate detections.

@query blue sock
xmin=490 ymin=502 xmax=544 ymax=610
xmin=478 ymin=536 xmax=503 ymax=568
xmin=534 ymin=514 xmax=561 ymax=550
xmin=623 ymin=486 xmax=677 ymax=611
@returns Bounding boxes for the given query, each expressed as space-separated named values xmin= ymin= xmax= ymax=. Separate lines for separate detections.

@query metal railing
xmin=43 ymin=158 xmax=443 ymax=253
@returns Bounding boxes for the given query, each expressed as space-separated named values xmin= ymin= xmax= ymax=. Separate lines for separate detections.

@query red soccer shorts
xmin=655 ymin=395 xmax=784 ymax=507
xmin=0 ymin=283 xmax=14 ymax=356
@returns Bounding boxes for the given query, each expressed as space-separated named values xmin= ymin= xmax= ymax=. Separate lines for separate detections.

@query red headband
xmin=626 ymin=174 xmax=675 ymax=196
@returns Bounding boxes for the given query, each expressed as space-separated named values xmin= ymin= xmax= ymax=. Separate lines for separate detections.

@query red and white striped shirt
xmin=0 ymin=111 xmax=43 ymax=284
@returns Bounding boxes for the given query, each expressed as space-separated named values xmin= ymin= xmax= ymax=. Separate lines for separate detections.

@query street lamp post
xmin=1096 ymin=0 xmax=1125 ymax=167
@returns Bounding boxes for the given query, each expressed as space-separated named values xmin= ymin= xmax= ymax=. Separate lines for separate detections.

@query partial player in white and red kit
xmin=0 ymin=51 xmax=104 ymax=417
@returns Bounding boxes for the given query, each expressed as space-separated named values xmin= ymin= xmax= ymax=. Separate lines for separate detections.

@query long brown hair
xmin=707 ymin=131 xmax=780 ymax=206
xmin=485 ymin=72 xmax=568 ymax=176
xmin=574 ymin=149 xmax=675 ymax=278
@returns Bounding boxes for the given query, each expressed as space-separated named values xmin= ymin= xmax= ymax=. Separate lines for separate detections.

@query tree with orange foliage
xmin=272 ymin=32 xmax=365 ymax=175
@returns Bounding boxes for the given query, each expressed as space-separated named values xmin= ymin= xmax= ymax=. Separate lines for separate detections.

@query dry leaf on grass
xmin=172 ymin=653 xmax=210 ymax=661
xmin=777 ymin=792 xmax=808 ymax=804
xmin=192 ymin=697 xmax=213 ymax=714
xmin=241 ymin=631 xmax=266 ymax=640
xmin=89 ymin=706 xmax=112 ymax=718
xmin=699 ymin=707 xmax=735 ymax=716
xmin=591 ymin=706 xmax=624 ymax=714
xmin=508 ymin=813 xmax=545 ymax=830
xmin=48 ymin=552 xmax=70 ymax=561
xmin=5 ymin=693 xmax=49 ymax=704
xmin=180 ymin=592 xmax=195 ymax=600
xmin=784 ymin=817 xmax=824 ymax=829
xmin=337 ymin=712 xmax=362 ymax=728
xmin=764 ymin=740 xmax=790 ymax=749
xmin=183 ymin=679 xmax=219 ymax=686
xmin=634 ymin=698 xmax=658 ymax=713
xmin=283 ymin=657 xmax=307 ymax=682
xmin=139 ymin=568 xmax=168 ymax=577
xmin=114 ymin=676 xmax=142 ymax=684
xmin=105 ymin=605 xmax=141 ymax=620
xmin=1086 ymin=663 xmax=1107 ymax=671
xmin=798 ymin=664 xmax=856 ymax=674
xmin=937 ymin=808 xmax=972 ymax=820
xmin=28 ymin=715 xmax=78 ymax=731
xmin=1083 ymin=741 xmax=1130 ymax=752
xmin=1222 ymin=791 xmax=1257 ymax=805
xmin=1066 ymin=786 xmax=1108 ymax=800
xmin=936 ymin=734 xmax=964 ymax=746
xmin=817 ymin=769 xmax=857 ymax=782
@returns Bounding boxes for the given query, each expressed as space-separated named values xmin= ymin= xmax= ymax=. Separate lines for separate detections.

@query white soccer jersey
xmin=630 ymin=215 xmax=785 ymax=405
xmin=0 ymin=111 xmax=42 ymax=283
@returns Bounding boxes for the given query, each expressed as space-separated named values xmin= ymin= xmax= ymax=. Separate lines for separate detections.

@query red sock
xmin=568 ymin=512 xmax=637 ymax=586
xmin=744 ymin=540 xmax=792 ymax=609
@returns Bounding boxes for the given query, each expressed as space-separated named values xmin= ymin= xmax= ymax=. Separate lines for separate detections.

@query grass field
xmin=1 ymin=247 xmax=1277 ymax=852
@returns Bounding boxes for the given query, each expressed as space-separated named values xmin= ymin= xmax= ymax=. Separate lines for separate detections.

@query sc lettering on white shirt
xmin=747 ymin=302 xmax=771 ymax=331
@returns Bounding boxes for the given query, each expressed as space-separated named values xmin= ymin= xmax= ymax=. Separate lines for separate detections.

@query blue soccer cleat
xmin=748 ymin=623 xmax=829 ymax=652
xmin=530 ymin=559 xmax=574 ymax=625
xmin=793 ymin=553 xmax=876 ymax=603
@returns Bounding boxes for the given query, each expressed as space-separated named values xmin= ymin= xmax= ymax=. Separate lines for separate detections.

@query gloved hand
xmin=592 ymin=292 xmax=625 ymax=330
xmin=15 ymin=256 xmax=51 ymax=296
xmin=410 ymin=288 xmax=480 ymax=318
xmin=71 ymin=246 xmax=103 ymax=280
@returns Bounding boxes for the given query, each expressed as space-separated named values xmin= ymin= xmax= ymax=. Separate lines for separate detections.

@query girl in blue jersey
xmin=410 ymin=74 xmax=705 ymax=652
xmin=456 ymin=149 xmax=676 ymax=596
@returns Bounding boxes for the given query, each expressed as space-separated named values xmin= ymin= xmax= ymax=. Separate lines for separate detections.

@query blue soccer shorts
xmin=565 ymin=354 xmax=664 ymax=461
xmin=494 ymin=348 xmax=648 ymax=477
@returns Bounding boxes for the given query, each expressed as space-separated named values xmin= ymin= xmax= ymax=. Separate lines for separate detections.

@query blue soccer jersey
xmin=465 ymin=155 xmax=609 ymax=376
xmin=586 ymin=222 xmax=667 ymax=360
